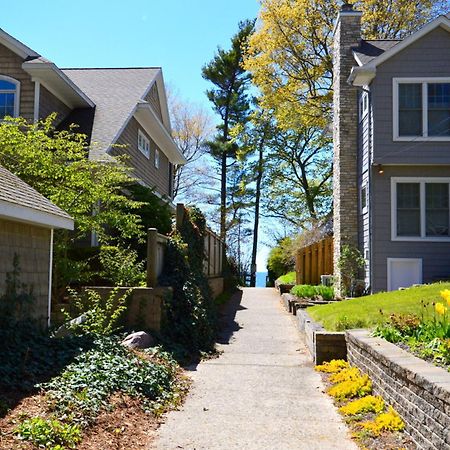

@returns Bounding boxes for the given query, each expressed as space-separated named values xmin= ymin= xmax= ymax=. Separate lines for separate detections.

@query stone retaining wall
xmin=346 ymin=330 xmax=450 ymax=449
xmin=296 ymin=309 xmax=346 ymax=364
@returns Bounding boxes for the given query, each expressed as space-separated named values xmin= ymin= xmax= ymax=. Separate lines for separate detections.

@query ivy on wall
xmin=159 ymin=206 xmax=216 ymax=353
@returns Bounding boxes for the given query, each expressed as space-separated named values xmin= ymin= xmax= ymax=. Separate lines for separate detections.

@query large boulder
xmin=54 ymin=313 xmax=89 ymax=338
xmin=121 ymin=331 xmax=155 ymax=349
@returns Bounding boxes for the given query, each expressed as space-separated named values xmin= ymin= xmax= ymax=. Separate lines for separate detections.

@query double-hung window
xmin=138 ymin=129 xmax=150 ymax=158
xmin=392 ymin=178 xmax=450 ymax=240
xmin=0 ymin=76 xmax=20 ymax=119
xmin=394 ymin=78 xmax=450 ymax=140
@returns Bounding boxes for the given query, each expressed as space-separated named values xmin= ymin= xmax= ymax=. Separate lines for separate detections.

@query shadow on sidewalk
xmin=216 ymin=289 xmax=245 ymax=345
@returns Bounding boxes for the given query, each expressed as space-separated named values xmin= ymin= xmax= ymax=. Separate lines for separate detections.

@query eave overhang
xmin=22 ymin=61 xmax=95 ymax=109
xmin=134 ymin=101 xmax=187 ymax=165
xmin=348 ymin=66 xmax=376 ymax=87
xmin=0 ymin=200 xmax=74 ymax=230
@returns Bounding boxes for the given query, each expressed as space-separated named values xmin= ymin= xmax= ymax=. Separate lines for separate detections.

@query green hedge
xmin=276 ymin=272 xmax=296 ymax=285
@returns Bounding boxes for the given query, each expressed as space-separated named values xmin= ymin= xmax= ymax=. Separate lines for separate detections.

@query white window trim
xmin=0 ymin=74 xmax=20 ymax=117
xmin=387 ymin=258 xmax=423 ymax=291
xmin=360 ymin=183 xmax=368 ymax=214
xmin=137 ymin=129 xmax=150 ymax=158
xmin=359 ymin=91 xmax=369 ymax=122
xmin=154 ymin=148 xmax=160 ymax=169
xmin=393 ymin=77 xmax=450 ymax=142
xmin=391 ymin=177 xmax=450 ymax=242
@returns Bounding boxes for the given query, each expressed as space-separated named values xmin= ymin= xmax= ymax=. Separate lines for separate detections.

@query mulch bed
xmin=319 ymin=372 xmax=416 ymax=450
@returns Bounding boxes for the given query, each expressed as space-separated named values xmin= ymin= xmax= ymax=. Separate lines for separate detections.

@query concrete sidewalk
xmin=152 ymin=288 xmax=357 ymax=450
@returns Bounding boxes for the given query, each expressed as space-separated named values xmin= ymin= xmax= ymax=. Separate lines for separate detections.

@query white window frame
xmin=391 ymin=177 xmax=450 ymax=242
xmin=360 ymin=183 xmax=368 ymax=214
xmin=137 ymin=129 xmax=150 ymax=158
xmin=393 ymin=77 xmax=450 ymax=142
xmin=0 ymin=74 xmax=20 ymax=118
xmin=387 ymin=258 xmax=423 ymax=291
xmin=154 ymin=148 xmax=160 ymax=169
xmin=359 ymin=91 xmax=369 ymax=121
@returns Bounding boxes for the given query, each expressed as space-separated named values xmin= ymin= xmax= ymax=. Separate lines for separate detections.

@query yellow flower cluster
xmin=315 ymin=359 xmax=349 ymax=373
xmin=327 ymin=374 xmax=372 ymax=401
xmin=435 ymin=302 xmax=448 ymax=316
xmin=339 ymin=395 xmax=385 ymax=416
xmin=359 ymin=406 xmax=405 ymax=436
xmin=440 ymin=289 xmax=450 ymax=306
xmin=329 ymin=367 xmax=361 ymax=384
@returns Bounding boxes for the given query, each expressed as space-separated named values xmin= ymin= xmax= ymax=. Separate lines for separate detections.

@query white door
xmin=387 ymin=258 xmax=422 ymax=291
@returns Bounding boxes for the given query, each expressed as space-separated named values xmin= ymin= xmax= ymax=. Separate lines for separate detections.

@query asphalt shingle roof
xmin=61 ymin=68 xmax=160 ymax=160
xmin=353 ymin=39 xmax=401 ymax=65
xmin=0 ymin=165 xmax=72 ymax=221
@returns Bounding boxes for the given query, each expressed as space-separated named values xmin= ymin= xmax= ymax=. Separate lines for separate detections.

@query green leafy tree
xmin=202 ymin=19 xmax=255 ymax=243
xmin=0 ymin=116 xmax=144 ymax=296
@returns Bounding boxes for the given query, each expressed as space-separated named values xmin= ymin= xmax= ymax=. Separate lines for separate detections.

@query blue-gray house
xmin=333 ymin=5 xmax=450 ymax=293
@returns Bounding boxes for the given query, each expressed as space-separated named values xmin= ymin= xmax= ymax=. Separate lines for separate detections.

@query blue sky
xmin=3 ymin=0 xmax=273 ymax=271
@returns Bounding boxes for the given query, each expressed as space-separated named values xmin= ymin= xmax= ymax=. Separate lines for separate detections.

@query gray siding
xmin=357 ymin=90 xmax=373 ymax=285
xmin=371 ymin=27 xmax=450 ymax=164
xmin=39 ymin=85 xmax=71 ymax=126
xmin=144 ymin=83 xmax=163 ymax=123
xmin=371 ymin=165 xmax=450 ymax=292
xmin=0 ymin=43 xmax=34 ymax=122
xmin=114 ymin=117 xmax=171 ymax=197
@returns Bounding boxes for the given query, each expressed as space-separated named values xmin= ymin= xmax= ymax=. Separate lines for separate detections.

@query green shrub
xmin=64 ymin=287 xmax=131 ymax=335
xmin=291 ymin=284 xmax=334 ymax=300
xmin=276 ymin=272 xmax=296 ymax=285
xmin=267 ymin=237 xmax=294 ymax=283
xmin=99 ymin=245 xmax=146 ymax=286
xmin=15 ymin=417 xmax=81 ymax=449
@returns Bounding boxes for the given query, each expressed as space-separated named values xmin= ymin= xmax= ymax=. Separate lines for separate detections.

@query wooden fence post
xmin=147 ymin=228 xmax=158 ymax=287
xmin=176 ymin=203 xmax=184 ymax=230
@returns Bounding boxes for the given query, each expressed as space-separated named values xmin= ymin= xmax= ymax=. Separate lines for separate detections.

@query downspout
xmin=47 ymin=228 xmax=54 ymax=328
xmin=367 ymin=89 xmax=374 ymax=294
xmin=33 ymin=79 xmax=40 ymax=123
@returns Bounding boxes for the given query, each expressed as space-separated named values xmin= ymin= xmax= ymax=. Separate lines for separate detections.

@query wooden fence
xmin=295 ymin=236 xmax=333 ymax=285
xmin=146 ymin=204 xmax=224 ymax=287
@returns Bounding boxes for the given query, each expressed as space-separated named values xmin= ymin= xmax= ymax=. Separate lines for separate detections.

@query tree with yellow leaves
xmin=244 ymin=0 xmax=447 ymax=130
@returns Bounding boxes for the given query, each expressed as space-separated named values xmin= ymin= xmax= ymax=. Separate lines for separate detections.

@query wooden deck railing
xmin=295 ymin=236 xmax=333 ymax=285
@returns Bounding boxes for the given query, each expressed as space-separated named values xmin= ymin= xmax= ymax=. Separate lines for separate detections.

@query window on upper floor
xmin=138 ymin=129 xmax=150 ymax=158
xmin=154 ymin=148 xmax=160 ymax=169
xmin=392 ymin=178 xmax=450 ymax=241
xmin=0 ymin=76 xmax=20 ymax=119
xmin=359 ymin=91 xmax=369 ymax=121
xmin=394 ymin=78 xmax=450 ymax=141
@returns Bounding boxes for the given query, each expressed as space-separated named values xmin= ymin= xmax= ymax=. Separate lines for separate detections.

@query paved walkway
xmin=152 ymin=288 xmax=357 ymax=450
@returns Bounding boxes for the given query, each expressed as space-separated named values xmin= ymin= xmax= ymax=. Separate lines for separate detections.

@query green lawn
xmin=307 ymin=282 xmax=450 ymax=331
xmin=276 ymin=271 xmax=296 ymax=285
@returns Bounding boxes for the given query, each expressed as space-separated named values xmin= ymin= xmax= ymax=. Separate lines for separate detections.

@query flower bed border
xmin=346 ymin=329 xmax=450 ymax=450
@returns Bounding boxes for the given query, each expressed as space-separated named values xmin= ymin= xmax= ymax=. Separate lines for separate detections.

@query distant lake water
xmin=256 ymin=271 xmax=268 ymax=287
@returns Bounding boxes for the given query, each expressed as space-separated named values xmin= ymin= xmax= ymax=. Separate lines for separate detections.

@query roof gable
xmin=0 ymin=27 xmax=39 ymax=59
xmin=350 ymin=14 xmax=450 ymax=85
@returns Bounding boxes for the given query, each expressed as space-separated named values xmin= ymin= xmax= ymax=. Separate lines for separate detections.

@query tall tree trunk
xmin=220 ymin=150 xmax=227 ymax=243
xmin=250 ymin=138 xmax=265 ymax=287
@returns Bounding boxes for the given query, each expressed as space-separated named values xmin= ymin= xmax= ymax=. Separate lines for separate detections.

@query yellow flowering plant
xmin=315 ymin=359 xmax=349 ymax=373
xmin=339 ymin=395 xmax=385 ymax=416
xmin=359 ymin=406 xmax=405 ymax=436
xmin=327 ymin=374 xmax=372 ymax=401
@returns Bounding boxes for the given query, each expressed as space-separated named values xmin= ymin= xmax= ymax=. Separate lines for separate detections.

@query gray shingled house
xmin=0 ymin=28 xmax=186 ymax=225
xmin=333 ymin=5 xmax=450 ymax=293
xmin=0 ymin=166 xmax=73 ymax=327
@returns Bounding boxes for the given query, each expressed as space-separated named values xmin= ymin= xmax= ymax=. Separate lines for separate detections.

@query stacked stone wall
xmin=347 ymin=330 xmax=450 ymax=449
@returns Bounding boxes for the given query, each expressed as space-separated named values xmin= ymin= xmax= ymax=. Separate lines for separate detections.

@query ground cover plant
xmin=307 ymin=282 xmax=450 ymax=331
xmin=276 ymin=271 xmax=296 ymax=285
xmin=373 ymin=289 xmax=450 ymax=371
xmin=316 ymin=360 xmax=412 ymax=449
xmin=291 ymin=284 xmax=334 ymax=300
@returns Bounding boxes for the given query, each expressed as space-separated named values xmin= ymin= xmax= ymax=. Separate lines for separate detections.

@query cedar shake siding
xmin=114 ymin=117 xmax=172 ymax=197
xmin=144 ymin=83 xmax=163 ymax=123
xmin=0 ymin=219 xmax=51 ymax=326
xmin=371 ymin=166 xmax=450 ymax=292
xmin=0 ymin=42 xmax=34 ymax=122
xmin=372 ymin=27 xmax=450 ymax=164
xmin=39 ymin=85 xmax=71 ymax=126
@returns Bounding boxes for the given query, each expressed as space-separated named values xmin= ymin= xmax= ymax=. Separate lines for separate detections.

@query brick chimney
xmin=332 ymin=3 xmax=362 ymax=296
